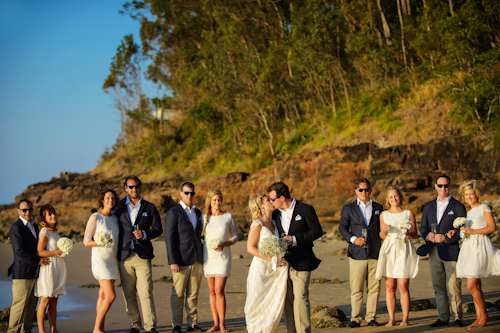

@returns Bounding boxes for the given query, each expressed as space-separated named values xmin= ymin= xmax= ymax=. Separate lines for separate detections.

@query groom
xmin=268 ymin=181 xmax=323 ymax=333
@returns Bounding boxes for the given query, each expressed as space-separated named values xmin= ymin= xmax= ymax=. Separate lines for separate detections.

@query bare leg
xmin=467 ymin=279 xmax=489 ymax=327
xmin=385 ymin=278 xmax=396 ymax=326
xmin=206 ymin=277 xmax=220 ymax=332
xmin=48 ymin=297 xmax=59 ymax=333
xmin=94 ymin=279 xmax=116 ymax=333
xmin=37 ymin=296 xmax=50 ymax=333
xmin=398 ymin=279 xmax=410 ymax=326
xmin=214 ymin=276 xmax=228 ymax=332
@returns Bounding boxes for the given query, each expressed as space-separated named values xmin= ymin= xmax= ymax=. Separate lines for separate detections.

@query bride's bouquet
xmin=57 ymin=237 xmax=73 ymax=257
xmin=453 ymin=217 xmax=469 ymax=239
xmin=397 ymin=219 xmax=412 ymax=243
xmin=94 ymin=231 xmax=113 ymax=246
xmin=259 ymin=236 xmax=288 ymax=271
xmin=208 ymin=239 xmax=226 ymax=260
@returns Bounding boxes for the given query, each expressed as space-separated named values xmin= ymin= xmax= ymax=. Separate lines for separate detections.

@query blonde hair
xmin=249 ymin=194 xmax=267 ymax=221
xmin=202 ymin=188 xmax=223 ymax=236
xmin=459 ymin=179 xmax=482 ymax=199
xmin=385 ymin=186 xmax=405 ymax=208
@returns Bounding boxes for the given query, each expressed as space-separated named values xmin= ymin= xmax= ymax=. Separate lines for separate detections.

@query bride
xmin=244 ymin=194 xmax=288 ymax=333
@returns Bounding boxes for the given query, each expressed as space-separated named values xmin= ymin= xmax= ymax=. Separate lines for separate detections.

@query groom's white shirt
xmin=279 ymin=198 xmax=297 ymax=246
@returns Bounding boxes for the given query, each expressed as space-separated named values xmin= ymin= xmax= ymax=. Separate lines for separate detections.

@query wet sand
xmin=1 ymin=239 xmax=500 ymax=333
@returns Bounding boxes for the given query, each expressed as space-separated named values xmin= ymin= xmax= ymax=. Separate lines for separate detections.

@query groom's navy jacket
xmin=338 ymin=200 xmax=383 ymax=260
xmin=273 ymin=201 xmax=322 ymax=271
xmin=417 ymin=196 xmax=466 ymax=261
xmin=117 ymin=198 xmax=163 ymax=261
xmin=8 ymin=219 xmax=40 ymax=279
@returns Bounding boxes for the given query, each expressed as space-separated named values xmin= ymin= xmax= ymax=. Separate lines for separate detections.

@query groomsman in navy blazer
xmin=165 ymin=182 xmax=204 ymax=333
xmin=117 ymin=175 xmax=163 ymax=333
xmin=268 ymin=181 xmax=323 ymax=333
xmin=8 ymin=199 xmax=49 ymax=333
xmin=417 ymin=175 xmax=466 ymax=327
xmin=339 ymin=178 xmax=383 ymax=328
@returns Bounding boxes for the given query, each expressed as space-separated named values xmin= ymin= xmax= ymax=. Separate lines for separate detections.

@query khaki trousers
xmin=119 ymin=251 xmax=157 ymax=331
xmin=429 ymin=246 xmax=462 ymax=322
xmin=284 ymin=267 xmax=311 ymax=333
xmin=348 ymin=258 xmax=381 ymax=323
xmin=8 ymin=279 xmax=37 ymax=333
xmin=171 ymin=261 xmax=203 ymax=327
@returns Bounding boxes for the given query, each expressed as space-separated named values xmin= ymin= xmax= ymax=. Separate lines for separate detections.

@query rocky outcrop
xmin=1 ymin=137 xmax=499 ymax=242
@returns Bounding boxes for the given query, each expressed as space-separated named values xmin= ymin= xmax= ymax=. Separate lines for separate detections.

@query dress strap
xmin=250 ymin=219 xmax=263 ymax=228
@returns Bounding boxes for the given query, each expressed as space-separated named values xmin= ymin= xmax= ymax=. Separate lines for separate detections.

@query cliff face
xmin=1 ymin=136 xmax=499 ymax=242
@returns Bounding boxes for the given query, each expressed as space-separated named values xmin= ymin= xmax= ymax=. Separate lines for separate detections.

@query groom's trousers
xmin=285 ymin=267 xmax=311 ymax=333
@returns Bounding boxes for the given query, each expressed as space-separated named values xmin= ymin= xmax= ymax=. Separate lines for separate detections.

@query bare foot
xmin=220 ymin=325 xmax=229 ymax=333
xmin=386 ymin=320 xmax=395 ymax=327
xmin=477 ymin=315 xmax=489 ymax=327
xmin=400 ymin=320 xmax=409 ymax=326
xmin=207 ymin=326 xmax=220 ymax=332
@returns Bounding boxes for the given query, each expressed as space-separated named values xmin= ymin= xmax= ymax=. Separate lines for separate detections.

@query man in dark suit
xmin=8 ymin=199 xmax=49 ymax=333
xmin=339 ymin=178 xmax=383 ymax=328
xmin=268 ymin=182 xmax=323 ymax=333
xmin=165 ymin=182 xmax=204 ymax=333
xmin=117 ymin=176 xmax=163 ymax=333
xmin=417 ymin=175 xmax=465 ymax=327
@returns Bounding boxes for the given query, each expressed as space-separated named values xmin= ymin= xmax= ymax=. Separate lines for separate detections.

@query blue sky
xmin=0 ymin=0 xmax=143 ymax=204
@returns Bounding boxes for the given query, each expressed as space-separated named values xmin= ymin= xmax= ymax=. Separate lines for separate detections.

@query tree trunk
xmin=396 ymin=0 xmax=408 ymax=73
xmin=449 ymin=0 xmax=455 ymax=16
xmin=338 ymin=68 xmax=352 ymax=118
xmin=258 ymin=107 xmax=275 ymax=155
xmin=422 ymin=0 xmax=435 ymax=69
xmin=376 ymin=0 xmax=393 ymax=47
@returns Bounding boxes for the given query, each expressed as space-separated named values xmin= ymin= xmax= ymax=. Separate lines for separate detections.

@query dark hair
xmin=267 ymin=182 xmax=291 ymax=199
xmin=180 ymin=181 xmax=195 ymax=191
xmin=97 ymin=189 xmax=121 ymax=210
xmin=18 ymin=198 xmax=33 ymax=209
xmin=355 ymin=178 xmax=371 ymax=189
xmin=436 ymin=174 xmax=451 ymax=184
xmin=124 ymin=175 xmax=142 ymax=187
xmin=39 ymin=204 xmax=57 ymax=231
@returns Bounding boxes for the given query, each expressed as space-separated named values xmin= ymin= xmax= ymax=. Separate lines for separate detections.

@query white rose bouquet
xmin=397 ymin=219 xmax=412 ymax=243
xmin=208 ymin=239 xmax=226 ymax=260
xmin=453 ymin=217 xmax=469 ymax=239
xmin=259 ymin=235 xmax=288 ymax=271
xmin=94 ymin=231 xmax=113 ymax=246
xmin=57 ymin=237 xmax=73 ymax=257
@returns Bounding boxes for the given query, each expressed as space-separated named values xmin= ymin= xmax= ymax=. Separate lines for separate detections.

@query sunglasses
xmin=183 ymin=191 xmax=196 ymax=196
xmin=357 ymin=188 xmax=371 ymax=193
xmin=20 ymin=208 xmax=33 ymax=213
xmin=269 ymin=197 xmax=278 ymax=202
xmin=436 ymin=184 xmax=450 ymax=188
xmin=127 ymin=185 xmax=141 ymax=189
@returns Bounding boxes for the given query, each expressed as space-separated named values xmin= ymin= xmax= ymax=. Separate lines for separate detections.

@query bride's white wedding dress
xmin=244 ymin=220 xmax=288 ymax=333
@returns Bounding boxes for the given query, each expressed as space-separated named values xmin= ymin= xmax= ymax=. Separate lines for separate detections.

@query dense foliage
xmin=102 ymin=0 xmax=500 ymax=176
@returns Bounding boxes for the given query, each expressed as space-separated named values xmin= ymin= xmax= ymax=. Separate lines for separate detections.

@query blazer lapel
xmin=180 ymin=205 xmax=195 ymax=234
xmin=439 ymin=199 xmax=454 ymax=223
xmin=353 ymin=202 xmax=366 ymax=226
xmin=288 ymin=203 xmax=301 ymax=235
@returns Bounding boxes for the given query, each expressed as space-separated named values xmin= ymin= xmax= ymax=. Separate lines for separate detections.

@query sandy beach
xmin=1 ymin=238 xmax=500 ymax=333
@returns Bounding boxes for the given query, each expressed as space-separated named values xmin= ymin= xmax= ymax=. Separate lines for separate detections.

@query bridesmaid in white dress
xmin=376 ymin=187 xmax=419 ymax=327
xmin=201 ymin=188 xmax=239 ymax=333
xmin=83 ymin=189 xmax=120 ymax=333
xmin=35 ymin=204 xmax=66 ymax=333
xmin=448 ymin=180 xmax=500 ymax=328
xmin=244 ymin=194 xmax=288 ymax=333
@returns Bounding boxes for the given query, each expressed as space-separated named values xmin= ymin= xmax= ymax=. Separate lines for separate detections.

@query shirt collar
xmin=19 ymin=216 xmax=33 ymax=226
xmin=437 ymin=194 xmax=452 ymax=204
xmin=125 ymin=196 xmax=142 ymax=207
xmin=356 ymin=198 xmax=372 ymax=207
xmin=180 ymin=200 xmax=196 ymax=211
xmin=279 ymin=198 xmax=296 ymax=214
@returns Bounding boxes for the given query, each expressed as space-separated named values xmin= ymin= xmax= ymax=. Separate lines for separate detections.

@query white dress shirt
xmin=279 ymin=198 xmax=297 ymax=246
xmin=20 ymin=216 xmax=37 ymax=239
xmin=350 ymin=198 xmax=373 ymax=244
xmin=436 ymin=194 xmax=452 ymax=224
xmin=126 ymin=196 xmax=147 ymax=247
xmin=180 ymin=200 xmax=198 ymax=231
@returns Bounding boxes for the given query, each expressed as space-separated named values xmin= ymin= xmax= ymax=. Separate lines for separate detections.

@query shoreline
xmin=1 ymin=240 xmax=500 ymax=332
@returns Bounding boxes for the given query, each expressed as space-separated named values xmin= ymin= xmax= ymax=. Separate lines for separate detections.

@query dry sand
xmin=1 ymin=239 xmax=500 ymax=333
